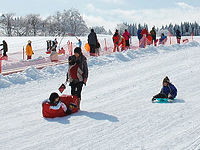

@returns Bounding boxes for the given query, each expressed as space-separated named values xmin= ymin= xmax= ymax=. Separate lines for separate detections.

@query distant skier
xmin=95 ymin=40 xmax=101 ymax=56
xmin=88 ymin=29 xmax=98 ymax=56
xmin=150 ymin=27 xmax=157 ymax=46
xmin=0 ymin=40 xmax=8 ymax=57
xmin=137 ymin=28 xmax=142 ymax=41
xmin=113 ymin=29 xmax=120 ymax=52
xmin=152 ymin=76 xmax=177 ymax=102
xmin=176 ymin=29 xmax=181 ymax=44
xmin=159 ymin=33 xmax=167 ymax=44
xmin=26 ymin=40 xmax=34 ymax=60
xmin=67 ymin=47 xmax=88 ymax=110
xmin=141 ymin=28 xmax=148 ymax=38
xmin=77 ymin=39 xmax=82 ymax=48
xmin=51 ymin=38 xmax=58 ymax=51
xmin=122 ymin=29 xmax=131 ymax=49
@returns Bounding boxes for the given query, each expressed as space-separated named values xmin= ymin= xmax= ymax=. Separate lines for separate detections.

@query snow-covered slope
xmin=0 ymin=41 xmax=200 ymax=150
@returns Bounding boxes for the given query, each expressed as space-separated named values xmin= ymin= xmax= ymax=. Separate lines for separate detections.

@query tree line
xmin=120 ymin=22 xmax=200 ymax=36
xmin=0 ymin=8 xmax=200 ymax=36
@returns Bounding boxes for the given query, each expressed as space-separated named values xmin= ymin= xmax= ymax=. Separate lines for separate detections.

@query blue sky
xmin=1 ymin=0 xmax=200 ymax=31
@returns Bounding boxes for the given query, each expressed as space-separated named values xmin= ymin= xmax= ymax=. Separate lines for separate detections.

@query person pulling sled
xmin=152 ymin=76 xmax=177 ymax=102
xmin=67 ymin=47 xmax=88 ymax=110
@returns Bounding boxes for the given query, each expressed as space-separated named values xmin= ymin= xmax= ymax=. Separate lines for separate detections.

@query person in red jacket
xmin=122 ymin=29 xmax=131 ymax=49
xmin=113 ymin=29 xmax=120 ymax=52
xmin=141 ymin=28 xmax=148 ymax=38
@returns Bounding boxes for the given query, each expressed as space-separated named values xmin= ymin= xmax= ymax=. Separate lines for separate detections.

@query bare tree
xmin=0 ymin=13 xmax=15 ymax=36
xmin=26 ymin=14 xmax=41 ymax=36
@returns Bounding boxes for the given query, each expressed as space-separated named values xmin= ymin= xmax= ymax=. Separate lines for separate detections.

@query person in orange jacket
xmin=112 ymin=29 xmax=120 ymax=52
xmin=119 ymin=37 xmax=126 ymax=51
xmin=26 ymin=40 xmax=34 ymax=60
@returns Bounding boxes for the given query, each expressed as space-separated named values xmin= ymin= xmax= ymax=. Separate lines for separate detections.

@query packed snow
xmin=0 ymin=36 xmax=200 ymax=150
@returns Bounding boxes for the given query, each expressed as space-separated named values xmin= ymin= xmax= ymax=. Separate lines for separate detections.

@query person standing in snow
xmin=77 ymin=39 xmax=82 ymax=48
xmin=0 ymin=40 xmax=8 ymax=57
xmin=51 ymin=38 xmax=58 ymax=51
xmin=113 ymin=29 xmax=120 ymax=52
xmin=150 ymin=27 xmax=157 ymax=46
xmin=176 ymin=29 xmax=181 ymax=44
xmin=67 ymin=47 xmax=88 ymax=110
xmin=26 ymin=40 xmax=34 ymax=60
xmin=137 ymin=28 xmax=142 ymax=41
xmin=152 ymin=76 xmax=177 ymax=102
xmin=88 ymin=29 xmax=98 ymax=56
xmin=141 ymin=28 xmax=148 ymax=38
xmin=122 ymin=29 xmax=131 ymax=49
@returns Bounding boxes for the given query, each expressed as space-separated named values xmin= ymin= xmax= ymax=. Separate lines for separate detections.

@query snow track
xmin=0 ymin=40 xmax=200 ymax=150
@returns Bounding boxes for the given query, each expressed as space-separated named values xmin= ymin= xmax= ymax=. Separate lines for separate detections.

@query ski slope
xmin=0 ymin=39 xmax=200 ymax=150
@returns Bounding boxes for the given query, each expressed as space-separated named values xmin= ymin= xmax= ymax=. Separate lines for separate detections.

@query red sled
xmin=46 ymin=51 xmax=51 ymax=54
xmin=42 ymin=95 xmax=78 ymax=118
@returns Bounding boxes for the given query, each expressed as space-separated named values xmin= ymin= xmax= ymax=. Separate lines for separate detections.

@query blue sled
xmin=152 ymin=98 xmax=174 ymax=103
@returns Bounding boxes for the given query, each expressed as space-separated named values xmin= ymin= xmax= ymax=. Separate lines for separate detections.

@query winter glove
xmin=65 ymin=108 xmax=72 ymax=115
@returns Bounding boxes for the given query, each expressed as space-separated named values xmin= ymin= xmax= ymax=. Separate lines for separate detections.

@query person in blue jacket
xmin=137 ymin=28 xmax=142 ymax=41
xmin=159 ymin=33 xmax=167 ymax=43
xmin=152 ymin=76 xmax=177 ymax=101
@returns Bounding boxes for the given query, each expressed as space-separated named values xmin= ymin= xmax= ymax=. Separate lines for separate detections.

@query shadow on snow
xmin=44 ymin=110 xmax=119 ymax=124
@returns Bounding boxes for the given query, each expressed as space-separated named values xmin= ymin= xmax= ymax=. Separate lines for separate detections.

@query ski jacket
xmin=26 ymin=44 xmax=34 ymax=56
xmin=159 ymin=35 xmax=167 ymax=42
xmin=137 ymin=29 xmax=142 ymax=40
xmin=88 ymin=32 xmax=97 ymax=45
xmin=150 ymin=29 xmax=156 ymax=40
xmin=76 ymin=55 xmax=88 ymax=80
xmin=123 ymin=31 xmax=131 ymax=41
xmin=160 ymin=83 xmax=177 ymax=99
xmin=113 ymin=34 xmax=120 ymax=44
xmin=141 ymin=29 xmax=148 ymax=37
xmin=68 ymin=64 xmax=83 ymax=83
xmin=0 ymin=41 xmax=8 ymax=52
xmin=176 ymin=30 xmax=181 ymax=39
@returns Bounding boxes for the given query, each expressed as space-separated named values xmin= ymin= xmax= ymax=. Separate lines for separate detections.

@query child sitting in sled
xmin=159 ymin=33 xmax=167 ymax=44
xmin=43 ymin=92 xmax=77 ymax=116
xmin=152 ymin=76 xmax=177 ymax=102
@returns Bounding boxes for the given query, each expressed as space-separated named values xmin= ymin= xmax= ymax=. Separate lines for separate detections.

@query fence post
xmin=23 ymin=46 xmax=25 ymax=60
xmin=104 ymin=38 xmax=108 ymax=51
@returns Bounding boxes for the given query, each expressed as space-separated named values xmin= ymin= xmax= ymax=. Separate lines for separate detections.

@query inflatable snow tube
xmin=84 ymin=43 xmax=90 ymax=52
xmin=147 ymin=35 xmax=153 ymax=45
xmin=42 ymin=95 xmax=78 ymax=118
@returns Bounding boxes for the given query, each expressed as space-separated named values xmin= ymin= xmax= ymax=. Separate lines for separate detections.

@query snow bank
xmin=0 ymin=40 xmax=199 ymax=89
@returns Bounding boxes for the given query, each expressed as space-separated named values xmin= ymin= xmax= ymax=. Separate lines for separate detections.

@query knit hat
xmin=163 ymin=76 xmax=170 ymax=84
xmin=74 ymin=47 xmax=82 ymax=55
xmin=49 ymin=92 xmax=59 ymax=104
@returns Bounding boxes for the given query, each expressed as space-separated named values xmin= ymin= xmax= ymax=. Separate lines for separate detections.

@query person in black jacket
xmin=0 ymin=40 xmax=8 ymax=57
xmin=67 ymin=47 xmax=88 ymax=110
xmin=88 ymin=29 xmax=98 ymax=56
xmin=176 ymin=29 xmax=181 ymax=44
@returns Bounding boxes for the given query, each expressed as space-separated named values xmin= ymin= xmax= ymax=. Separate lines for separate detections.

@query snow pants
xmin=70 ymin=82 xmax=83 ymax=98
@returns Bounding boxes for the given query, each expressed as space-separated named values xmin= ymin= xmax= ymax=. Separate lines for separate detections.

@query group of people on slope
xmin=137 ymin=27 xmax=182 ymax=46
xmin=88 ymin=29 xmax=100 ymax=56
xmin=112 ymin=29 xmax=131 ymax=52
